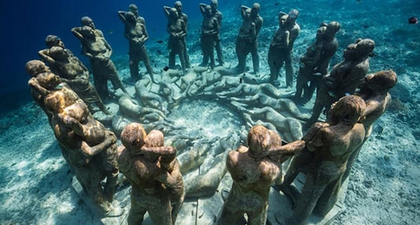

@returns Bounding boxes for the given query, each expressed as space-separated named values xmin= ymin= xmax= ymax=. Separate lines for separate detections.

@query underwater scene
xmin=0 ymin=0 xmax=419 ymax=224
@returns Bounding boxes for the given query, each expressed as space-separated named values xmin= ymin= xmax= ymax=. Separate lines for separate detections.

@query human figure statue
xmin=164 ymin=6 xmax=187 ymax=72
xmin=39 ymin=45 xmax=110 ymax=114
xmin=55 ymin=101 xmax=119 ymax=201
xmin=342 ymin=70 xmax=397 ymax=182
xmin=284 ymin=9 xmax=300 ymax=89
xmin=217 ymin=125 xmax=304 ymax=225
xmin=117 ymin=123 xmax=180 ymax=225
xmin=306 ymin=38 xmax=375 ymax=128
xmin=118 ymin=5 xmax=155 ymax=81
xmin=26 ymin=60 xmax=65 ymax=121
xmin=44 ymin=90 xmax=122 ymax=217
xmin=235 ymin=3 xmax=263 ymax=74
xmin=294 ymin=21 xmax=340 ymax=103
xmin=144 ymin=130 xmax=185 ymax=224
xmin=199 ymin=4 xmax=220 ymax=69
xmin=268 ymin=12 xmax=290 ymax=85
xmin=210 ymin=0 xmax=224 ymax=66
xmin=173 ymin=1 xmax=190 ymax=68
xmin=71 ymin=20 xmax=128 ymax=100
xmin=280 ymin=95 xmax=366 ymax=225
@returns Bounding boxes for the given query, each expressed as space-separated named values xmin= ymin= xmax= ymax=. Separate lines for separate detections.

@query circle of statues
xmin=27 ymin=1 xmax=398 ymax=225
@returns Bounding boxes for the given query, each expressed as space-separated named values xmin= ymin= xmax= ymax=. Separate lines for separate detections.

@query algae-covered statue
xmin=39 ymin=44 xmax=110 ymax=114
xmin=281 ymin=95 xmax=366 ymax=225
xmin=199 ymin=3 xmax=220 ymax=70
xmin=118 ymin=123 xmax=183 ymax=225
xmin=71 ymin=18 xmax=127 ymax=100
xmin=118 ymin=5 xmax=155 ymax=81
xmin=218 ymin=125 xmax=304 ymax=225
xmin=294 ymin=21 xmax=340 ymax=103
xmin=164 ymin=7 xmax=187 ymax=73
xmin=268 ymin=12 xmax=290 ymax=85
xmin=306 ymin=38 xmax=375 ymax=128
xmin=234 ymin=3 xmax=263 ymax=74
xmin=44 ymin=90 xmax=121 ymax=217
xmin=342 ymin=70 xmax=397 ymax=182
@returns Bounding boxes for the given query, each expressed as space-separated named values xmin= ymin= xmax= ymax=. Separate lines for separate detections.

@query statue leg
xmin=251 ymin=42 xmax=260 ymax=74
xmin=147 ymin=197 xmax=173 ymax=225
xmin=247 ymin=203 xmax=268 ymax=225
xmin=107 ymin=61 xmax=127 ymax=93
xmin=314 ymin=175 xmax=342 ymax=217
xmin=127 ymin=193 xmax=147 ymax=225
xmin=287 ymin=173 xmax=326 ymax=225
xmin=215 ymin=40 xmax=224 ymax=66
xmin=129 ymin=60 xmax=140 ymax=80
xmin=169 ymin=50 xmax=176 ymax=69
xmin=285 ymin=52 xmax=294 ymax=88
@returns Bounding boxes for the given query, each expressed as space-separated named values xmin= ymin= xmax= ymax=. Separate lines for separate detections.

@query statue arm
xmin=142 ymin=23 xmax=150 ymax=42
xmin=28 ymin=78 xmax=50 ymax=96
xmin=38 ymin=50 xmax=55 ymax=65
xmin=80 ymin=132 xmax=116 ymax=157
xmin=199 ymin=3 xmax=206 ymax=16
xmin=163 ymin=6 xmax=170 ymax=18
xmin=118 ymin=11 xmax=127 ymax=23
xmin=71 ymin=27 xmax=84 ymax=41
xmin=240 ymin=5 xmax=249 ymax=19
xmin=267 ymin=140 xmax=305 ymax=157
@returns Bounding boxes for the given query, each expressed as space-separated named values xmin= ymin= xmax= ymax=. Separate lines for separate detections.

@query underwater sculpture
xmin=281 ymin=95 xmax=366 ymax=225
xmin=118 ymin=4 xmax=155 ymax=81
xmin=199 ymin=3 xmax=220 ymax=70
xmin=294 ymin=21 xmax=340 ymax=104
xmin=71 ymin=18 xmax=127 ymax=100
xmin=44 ymin=88 xmax=122 ymax=217
xmin=218 ymin=125 xmax=304 ymax=225
xmin=306 ymin=38 xmax=375 ymax=128
xmin=38 ymin=44 xmax=110 ymax=114
xmin=234 ymin=3 xmax=263 ymax=74
xmin=118 ymin=123 xmax=182 ymax=225
xmin=164 ymin=6 xmax=187 ymax=72
xmin=342 ymin=70 xmax=398 ymax=182
xmin=268 ymin=9 xmax=300 ymax=88
xmin=26 ymin=60 xmax=69 ymax=123
xmin=268 ymin=12 xmax=290 ymax=85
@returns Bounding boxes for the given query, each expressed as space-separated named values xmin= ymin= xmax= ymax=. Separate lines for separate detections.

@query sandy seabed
xmin=1 ymin=0 xmax=420 ymax=224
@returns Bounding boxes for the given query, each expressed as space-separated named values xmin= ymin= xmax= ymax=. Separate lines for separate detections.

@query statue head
xmin=45 ymin=35 xmax=64 ymax=48
xmin=325 ymin=21 xmax=340 ymax=37
xmin=145 ymin=130 xmax=164 ymax=147
xmin=330 ymin=95 xmax=366 ymax=125
xmin=129 ymin=4 xmax=139 ymax=17
xmin=121 ymin=122 xmax=147 ymax=152
xmin=169 ymin=7 xmax=179 ymax=20
xmin=247 ymin=125 xmax=271 ymax=157
xmin=344 ymin=38 xmax=375 ymax=60
xmin=362 ymin=70 xmax=398 ymax=92
xmin=287 ymin=9 xmax=299 ymax=24
xmin=251 ymin=3 xmax=260 ymax=17
xmin=81 ymin=16 xmax=95 ymax=29
xmin=126 ymin=11 xmax=137 ymax=24
xmin=80 ymin=26 xmax=96 ymax=39
xmin=210 ymin=0 xmax=218 ymax=11
xmin=49 ymin=46 xmax=68 ymax=60
xmin=174 ymin=1 xmax=182 ymax=12
xmin=26 ymin=60 xmax=50 ymax=77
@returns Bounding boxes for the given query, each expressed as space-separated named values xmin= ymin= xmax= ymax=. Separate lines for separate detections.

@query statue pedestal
xmin=267 ymin=173 xmax=348 ymax=225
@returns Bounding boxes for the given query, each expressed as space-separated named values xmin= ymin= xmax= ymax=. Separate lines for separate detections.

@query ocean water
xmin=0 ymin=0 xmax=419 ymax=224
